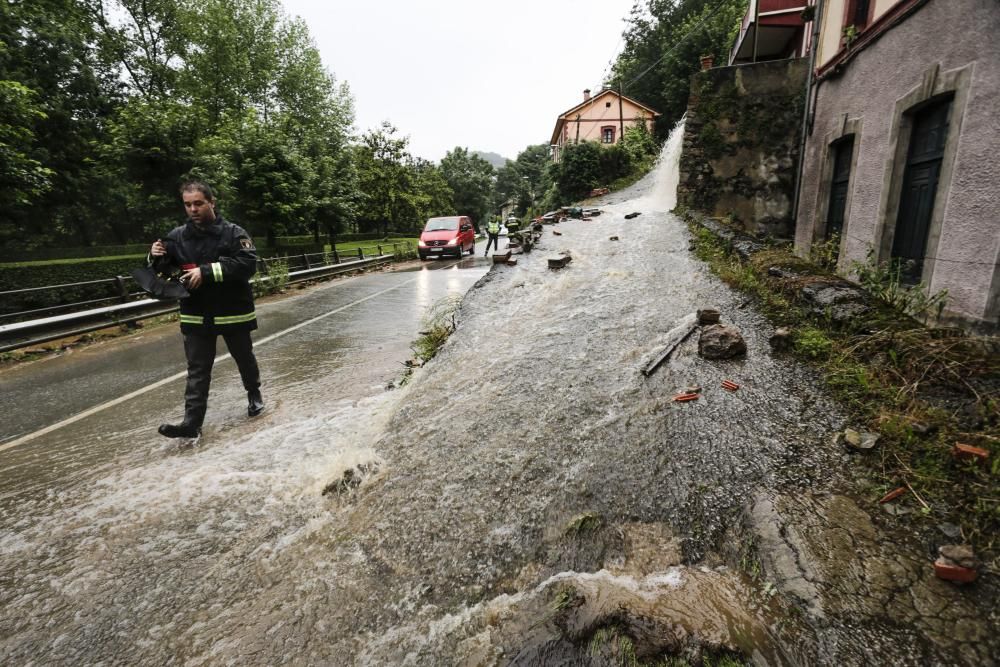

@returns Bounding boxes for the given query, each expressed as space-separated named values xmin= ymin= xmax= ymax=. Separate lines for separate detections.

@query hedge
xmin=0 ymin=244 xmax=152 ymax=263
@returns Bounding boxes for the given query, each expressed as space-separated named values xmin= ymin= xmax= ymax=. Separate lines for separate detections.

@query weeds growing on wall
xmin=689 ymin=216 xmax=999 ymax=566
xmin=851 ymin=248 xmax=948 ymax=321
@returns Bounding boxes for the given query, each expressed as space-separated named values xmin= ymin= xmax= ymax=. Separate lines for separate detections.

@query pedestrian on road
xmin=150 ymin=181 xmax=265 ymax=439
xmin=484 ymin=218 xmax=501 ymax=256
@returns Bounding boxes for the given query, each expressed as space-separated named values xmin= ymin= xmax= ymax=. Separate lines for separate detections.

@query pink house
xmin=550 ymin=89 xmax=659 ymax=161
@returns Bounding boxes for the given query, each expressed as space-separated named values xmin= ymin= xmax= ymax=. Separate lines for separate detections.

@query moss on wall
xmin=677 ymin=59 xmax=808 ymax=237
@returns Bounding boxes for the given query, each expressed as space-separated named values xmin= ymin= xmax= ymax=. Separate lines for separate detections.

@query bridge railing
xmin=0 ymin=242 xmax=415 ymax=353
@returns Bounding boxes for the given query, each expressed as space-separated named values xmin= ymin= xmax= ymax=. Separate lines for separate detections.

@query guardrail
xmin=0 ymin=243 xmax=412 ymax=353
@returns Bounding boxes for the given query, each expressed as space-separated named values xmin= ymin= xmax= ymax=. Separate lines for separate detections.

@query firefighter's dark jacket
xmin=151 ymin=215 xmax=258 ymax=335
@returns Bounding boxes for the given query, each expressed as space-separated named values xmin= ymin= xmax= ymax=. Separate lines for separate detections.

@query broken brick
xmin=951 ymin=443 xmax=989 ymax=464
xmin=721 ymin=380 xmax=740 ymax=391
xmin=672 ymin=393 xmax=700 ymax=402
xmin=878 ymin=487 xmax=907 ymax=504
xmin=934 ymin=558 xmax=978 ymax=584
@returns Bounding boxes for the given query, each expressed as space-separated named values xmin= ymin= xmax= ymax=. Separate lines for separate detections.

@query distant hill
xmin=472 ymin=151 xmax=511 ymax=169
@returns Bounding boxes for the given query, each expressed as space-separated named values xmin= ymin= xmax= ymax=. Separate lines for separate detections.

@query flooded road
xmin=1 ymin=126 xmax=996 ymax=665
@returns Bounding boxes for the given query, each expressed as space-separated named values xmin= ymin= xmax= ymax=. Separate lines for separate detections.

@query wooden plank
xmin=641 ymin=313 xmax=698 ymax=377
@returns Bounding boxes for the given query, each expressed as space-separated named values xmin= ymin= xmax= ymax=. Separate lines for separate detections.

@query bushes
xmin=0 ymin=244 xmax=151 ymax=263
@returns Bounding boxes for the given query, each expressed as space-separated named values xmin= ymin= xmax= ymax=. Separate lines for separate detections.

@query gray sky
xmin=281 ymin=0 xmax=638 ymax=163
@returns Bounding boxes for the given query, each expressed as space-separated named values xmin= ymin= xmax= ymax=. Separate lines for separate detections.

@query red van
xmin=417 ymin=216 xmax=476 ymax=260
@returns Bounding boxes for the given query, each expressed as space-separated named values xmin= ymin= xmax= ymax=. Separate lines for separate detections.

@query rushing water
xmin=1 ymin=122 xmax=996 ymax=665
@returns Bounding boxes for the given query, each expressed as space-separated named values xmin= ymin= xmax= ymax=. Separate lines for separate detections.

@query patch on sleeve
xmin=240 ymin=237 xmax=254 ymax=250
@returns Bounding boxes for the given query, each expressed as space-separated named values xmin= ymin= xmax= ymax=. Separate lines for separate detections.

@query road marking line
xmin=0 ymin=278 xmax=418 ymax=453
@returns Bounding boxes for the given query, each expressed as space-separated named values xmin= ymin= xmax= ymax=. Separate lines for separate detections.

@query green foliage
xmin=793 ymin=327 xmax=833 ymax=359
xmin=0 ymin=80 xmax=53 ymax=211
xmin=550 ymin=141 xmax=604 ymax=202
xmin=411 ymin=295 xmax=463 ymax=363
xmin=0 ymin=0 xmax=356 ymax=253
xmin=611 ymin=0 xmax=748 ymax=141
xmin=620 ymin=119 xmax=659 ymax=171
xmin=253 ymin=255 xmax=288 ymax=298
xmin=850 ymin=248 xmax=948 ymax=320
xmin=352 ymin=122 xmax=454 ymax=236
xmin=809 ymin=233 xmax=841 ymax=271
xmin=439 ymin=146 xmax=495 ymax=226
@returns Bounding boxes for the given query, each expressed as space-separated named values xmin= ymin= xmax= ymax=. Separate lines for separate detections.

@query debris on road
xmin=506 ymin=258 xmax=518 ymax=267
xmin=878 ymin=487 xmax=907 ymax=504
xmin=841 ymin=428 xmax=880 ymax=452
xmin=624 ymin=212 xmax=641 ymax=219
xmin=698 ymin=324 xmax=747 ymax=359
xmin=548 ymin=255 xmax=572 ymax=269
xmin=769 ymin=327 xmax=793 ymax=352
xmin=952 ymin=442 xmax=989 ymax=464
xmin=934 ymin=544 xmax=979 ymax=584
xmin=721 ymin=380 xmax=740 ymax=392
xmin=641 ymin=313 xmax=698 ymax=377
xmin=492 ymin=251 xmax=511 ymax=264
xmin=552 ymin=230 xmax=562 ymax=236
xmin=609 ymin=236 xmax=619 ymax=241
xmin=588 ymin=187 xmax=610 ymax=197
xmin=672 ymin=392 xmax=700 ymax=402
xmin=697 ymin=308 xmax=721 ymax=325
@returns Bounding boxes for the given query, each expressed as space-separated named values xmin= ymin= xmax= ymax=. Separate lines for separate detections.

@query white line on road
xmin=0 ymin=277 xmax=419 ymax=453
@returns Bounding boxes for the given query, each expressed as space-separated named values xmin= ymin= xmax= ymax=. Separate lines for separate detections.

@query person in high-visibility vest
xmin=484 ymin=218 xmax=501 ymax=256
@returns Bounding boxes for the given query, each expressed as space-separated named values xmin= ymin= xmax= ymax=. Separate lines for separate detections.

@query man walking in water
xmin=150 ymin=181 xmax=265 ymax=439
xmin=484 ymin=217 xmax=501 ymax=256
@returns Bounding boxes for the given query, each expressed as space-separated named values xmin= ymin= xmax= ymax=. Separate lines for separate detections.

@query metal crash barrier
xmin=0 ymin=249 xmax=402 ymax=353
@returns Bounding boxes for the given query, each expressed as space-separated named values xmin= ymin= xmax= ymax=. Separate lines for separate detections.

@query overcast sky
xmin=281 ymin=0 xmax=638 ymax=163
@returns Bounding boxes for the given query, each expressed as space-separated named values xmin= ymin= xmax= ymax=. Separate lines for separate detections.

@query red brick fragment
xmin=721 ymin=380 xmax=740 ymax=391
xmin=951 ymin=443 xmax=989 ymax=464
xmin=934 ymin=558 xmax=978 ymax=584
xmin=672 ymin=393 xmax=700 ymax=402
xmin=878 ymin=487 xmax=907 ymax=504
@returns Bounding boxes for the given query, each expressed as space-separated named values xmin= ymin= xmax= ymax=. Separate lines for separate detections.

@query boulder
xmin=769 ymin=327 xmax=793 ymax=352
xmin=697 ymin=308 xmax=720 ymax=325
xmin=698 ymin=324 xmax=747 ymax=360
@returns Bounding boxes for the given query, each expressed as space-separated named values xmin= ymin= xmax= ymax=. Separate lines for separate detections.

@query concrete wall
xmin=677 ymin=58 xmax=808 ymax=237
xmin=796 ymin=0 xmax=1000 ymax=332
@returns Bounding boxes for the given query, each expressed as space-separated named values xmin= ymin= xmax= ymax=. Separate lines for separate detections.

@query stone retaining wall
xmin=677 ymin=58 xmax=808 ymax=238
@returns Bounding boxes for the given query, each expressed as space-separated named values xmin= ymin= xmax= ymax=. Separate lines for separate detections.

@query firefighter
xmin=484 ymin=217 xmax=501 ymax=256
xmin=150 ymin=181 xmax=264 ymax=439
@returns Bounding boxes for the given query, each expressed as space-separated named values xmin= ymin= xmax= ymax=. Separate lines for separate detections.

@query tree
xmin=0 ymin=0 xmax=122 ymax=248
xmin=353 ymin=122 xmax=413 ymax=237
xmin=439 ymin=147 xmax=495 ymax=228
xmin=611 ymin=0 xmax=746 ymax=140
xmin=550 ymin=142 xmax=603 ymax=202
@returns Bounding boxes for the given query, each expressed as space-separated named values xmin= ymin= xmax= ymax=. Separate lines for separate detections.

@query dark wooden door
xmin=892 ymin=100 xmax=951 ymax=283
xmin=826 ymin=136 xmax=854 ymax=239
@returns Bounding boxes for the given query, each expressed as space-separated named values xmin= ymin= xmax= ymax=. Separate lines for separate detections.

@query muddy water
xmin=1 ymin=124 xmax=996 ymax=665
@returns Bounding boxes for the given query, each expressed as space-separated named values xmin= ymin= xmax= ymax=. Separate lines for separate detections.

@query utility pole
xmin=618 ymin=78 xmax=625 ymax=143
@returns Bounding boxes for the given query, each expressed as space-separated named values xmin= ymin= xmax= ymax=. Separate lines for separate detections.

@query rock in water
xmin=698 ymin=324 xmax=747 ymax=360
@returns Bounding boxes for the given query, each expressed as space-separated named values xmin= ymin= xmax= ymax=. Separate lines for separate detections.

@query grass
xmin=410 ymin=295 xmax=463 ymax=364
xmin=688 ymin=216 xmax=1000 ymax=566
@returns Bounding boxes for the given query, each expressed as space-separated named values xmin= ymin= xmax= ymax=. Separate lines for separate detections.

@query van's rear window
xmin=425 ymin=219 xmax=458 ymax=231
